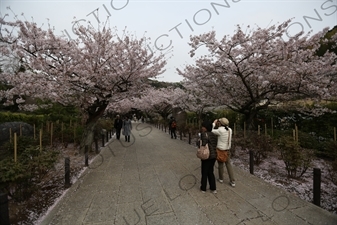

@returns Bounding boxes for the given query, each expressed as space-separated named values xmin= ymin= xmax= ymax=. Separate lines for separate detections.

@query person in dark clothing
xmin=168 ymin=116 xmax=173 ymax=135
xmin=199 ymin=121 xmax=218 ymax=193
xmin=169 ymin=117 xmax=177 ymax=139
xmin=114 ymin=115 xmax=123 ymax=140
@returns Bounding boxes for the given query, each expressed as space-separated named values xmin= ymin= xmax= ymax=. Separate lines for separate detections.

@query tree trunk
xmin=79 ymin=104 xmax=108 ymax=154
xmin=79 ymin=121 xmax=96 ymax=154
xmin=244 ymin=110 xmax=258 ymax=131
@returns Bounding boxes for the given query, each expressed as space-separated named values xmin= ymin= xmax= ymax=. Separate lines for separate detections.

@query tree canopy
xmin=178 ymin=20 xmax=337 ymax=128
xmin=0 ymin=19 xmax=166 ymax=152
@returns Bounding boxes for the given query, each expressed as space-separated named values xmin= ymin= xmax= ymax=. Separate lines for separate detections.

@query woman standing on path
xmin=199 ymin=121 xmax=218 ymax=193
xmin=123 ymin=116 xmax=132 ymax=142
xmin=212 ymin=118 xmax=235 ymax=187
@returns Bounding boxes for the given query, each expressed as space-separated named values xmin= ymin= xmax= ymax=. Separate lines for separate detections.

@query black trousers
xmin=125 ymin=135 xmax=130 ymax=142
xmin=116 ymin=128 xmax=121 ymax=140
xmin=171 ymin=128 xmax=177 ymax=139
xmin=200 ymin=158 xmax=216 ymax=191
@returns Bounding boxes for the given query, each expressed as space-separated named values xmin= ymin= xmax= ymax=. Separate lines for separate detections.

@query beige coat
xmin=211 ymin=123 xmax=232 ymax=150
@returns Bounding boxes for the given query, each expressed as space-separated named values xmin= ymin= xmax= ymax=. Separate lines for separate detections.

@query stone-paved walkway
xmin=39 ymin=122 xmax=337 ymax=225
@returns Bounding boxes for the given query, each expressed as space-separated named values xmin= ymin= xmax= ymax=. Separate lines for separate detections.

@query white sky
xmin=1 ymin=0 xmax=336 ymax=82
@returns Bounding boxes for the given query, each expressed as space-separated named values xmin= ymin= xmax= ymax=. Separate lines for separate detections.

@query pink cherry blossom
xmin=0 ymin=19 xmax=166 ymax=153
xmin=179 ymin=20 xmax=337 ymax=129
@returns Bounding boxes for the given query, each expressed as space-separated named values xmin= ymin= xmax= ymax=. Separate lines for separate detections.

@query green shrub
xmin=325 ymin=140 xmax=337 ymax=160
xmin=0 ymin=140 xmax=58 ymax=201
xmin=325 ymin=140 xmax=337 ymax=185
xmin=0 ymin=112 xmax=46 ymax=125
xmin=98 ymin=118 xmax=114 ymax=131
xmin=94 ymin=118 xmax=113 ymax=141
xmin=0 ymin=158 xmax=32 ymax=201
xmin=327 ymin=158 xmax=337 ymax=186
xmin=0 ymin=136 xmax=38 ymax=159
xmin=239 ymin=132 xmax=274 ymax=165
xmin=277 ymin=136 xmax=315 ymax=178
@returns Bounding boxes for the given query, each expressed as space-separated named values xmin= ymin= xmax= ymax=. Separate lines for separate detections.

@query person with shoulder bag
xmin=198 ymin=121 xmax=218 ymax=193
xmin=211 ymin=118 xmax=235 ymax=187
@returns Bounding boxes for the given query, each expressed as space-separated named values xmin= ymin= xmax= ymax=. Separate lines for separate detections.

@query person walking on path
xmin=122 ymin=116 xmax=132 ymax=142
xmin=199 ymin=121 xmax=218 ymax=193
xmin=169 ymin=117 xmax=177 ymax=139
xmin=168 ymin=116 xmax=173 ymax=135
xmin=212 ymin=118 xmax=235 ymax=187
xmin=114 ymin=115 xmax=123 ymax=140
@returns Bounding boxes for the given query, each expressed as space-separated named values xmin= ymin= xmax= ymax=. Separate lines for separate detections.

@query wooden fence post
xmin=102 ymin=134 xmax=105 ymax=147
xmin=271 ymin=117 xmax=274 ymax=137
xmin=61 ymin=122 xmax=64 ymax=144
xmin=50 ymin=122 xmax=53 ymax=147
xmin=249 ymin=150 xmax=254 ymax=175
xmin=9 ymin=128 xmax=12 ymax=143
xmin=39 ymin=129 xmax=43 ymax=152
xmin=85 ymin=145 xmax=89 ymax=167
xmin=73 ymin=123 xmax=76 ymax=144
xmin=313 ymin=168 xmax=321 ymax=207
xmin=0 ymin=192 xmax=10 ymax=225
xmin=14 ymin=132 xmax=17 ymax=163
xmin=65 ymin=157 xmax=71 ymax=188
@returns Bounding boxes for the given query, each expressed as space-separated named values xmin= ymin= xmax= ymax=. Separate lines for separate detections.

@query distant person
xmin=212 ymin=118 xmax=235 ymax=187
xmin=199 ymin=121 xmax=218 ymax=193
xmin=114 ymin=115 xmax=123 ymax=140
xmin=168 ymin=116 xmax=173 ymax=135
xmin=123 ymin=116 xmax=132 ymax=142
xmin=169 ymin=117 xmax=177 ymax=139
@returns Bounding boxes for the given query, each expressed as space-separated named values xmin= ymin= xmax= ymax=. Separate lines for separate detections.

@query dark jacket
xmin=169 ymin=119 xmax=177 ymax=130
xmin=200 ymin=131 xmax=217 ymax=160
xmin=114 ymin=118 xmax=123 ymax=130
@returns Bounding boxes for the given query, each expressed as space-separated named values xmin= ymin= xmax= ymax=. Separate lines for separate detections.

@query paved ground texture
xmin=39 ymin=122 xmax=337 ymax=225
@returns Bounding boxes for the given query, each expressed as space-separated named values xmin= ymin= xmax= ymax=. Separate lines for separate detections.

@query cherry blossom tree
xmin=135 ymin=87 xmax=176 ymax=121
xmin=178 ymin=20 xmax=337 ymax=129
xmin=317 ymin=26 xmax=337 ymax=56
xmin=105 ymin=87 xmax=172 ymax=115
xmin=172 ymin=82 xmax=216 ymax=127
xmin=0 ymin=19 xmax=166 ymax=153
